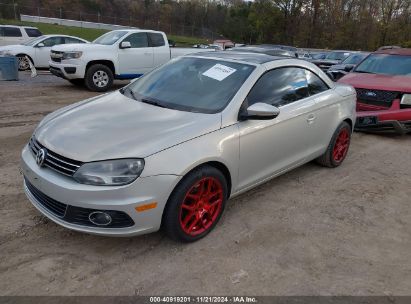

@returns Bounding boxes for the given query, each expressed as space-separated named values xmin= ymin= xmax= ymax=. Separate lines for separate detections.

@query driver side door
xmin=118 ymin=32 xmax=154 ymax=77
xmin=237 ymin=67 xmax=319 ymax=190
xmin=35 ymin=36 xmax=64 ymax=67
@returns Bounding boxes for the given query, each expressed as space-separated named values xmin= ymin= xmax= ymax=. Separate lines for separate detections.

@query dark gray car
xmin=327 ymin=52 xmax=370 ymax=81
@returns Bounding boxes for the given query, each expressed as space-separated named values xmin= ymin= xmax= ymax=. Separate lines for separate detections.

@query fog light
xmin=89 ymin=211 xmax=112 ymax=226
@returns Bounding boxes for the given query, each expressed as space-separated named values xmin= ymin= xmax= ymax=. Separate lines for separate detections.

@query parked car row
xmin=2 ymin=25 xmax=410 ymax=136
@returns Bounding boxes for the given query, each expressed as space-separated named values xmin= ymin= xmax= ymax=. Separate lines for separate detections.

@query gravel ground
xmin=0 ymin=72 xmax=410 ymax=296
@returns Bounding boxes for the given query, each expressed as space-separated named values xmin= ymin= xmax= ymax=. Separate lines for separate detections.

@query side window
xmin=148 ymin=33 xmax=165 ymax=47
xmin=305 ymin=70 xmax=329 ymax=95
xmin=3 ymin=27 xmax=22 ymax=37
xmin=41 ymin=37 xmax=64 ymax=47
xmin=64 ymin=37 xmax=86 ymax=44
xmin=247 ymin=67 xmax=309 ymax=107
xmin=0 ymin=27 xmax=4 ymax=37
xmin=122 ymin=33 xmax=149 ymax=48
xmin=24 ymin=28 xmax=42 ymax=37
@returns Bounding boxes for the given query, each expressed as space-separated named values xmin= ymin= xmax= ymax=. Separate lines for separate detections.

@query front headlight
xmin=401 ymin=94 xmax=411 ymax=105
xmin=73 ymin=159 xmax=144 ymax=186
xmin=62 ymin=51 xmax=83 ymax=60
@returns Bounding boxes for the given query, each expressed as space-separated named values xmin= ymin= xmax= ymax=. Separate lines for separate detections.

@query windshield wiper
xmin=140 ymin=98 xmax=168 ymax=108
xmin=124 ymin=88 xmax=169 ymax=109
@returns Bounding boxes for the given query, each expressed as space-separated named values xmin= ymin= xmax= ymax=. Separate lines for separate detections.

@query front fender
xmin=141 ymin=125 xmax=240 ymax=191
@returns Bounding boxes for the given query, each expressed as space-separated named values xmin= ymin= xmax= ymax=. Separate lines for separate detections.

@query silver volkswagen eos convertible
xmin=21 ymin=52 xmax=356 ymax=242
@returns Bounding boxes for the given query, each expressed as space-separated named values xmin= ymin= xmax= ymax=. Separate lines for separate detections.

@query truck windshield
xmin=93 ymin=31 xmax=128 ymax=45
xmin=355 ymin=54 xmax=411 ymax=76
xmin=124 ymin=57 xmax=255 ymax=114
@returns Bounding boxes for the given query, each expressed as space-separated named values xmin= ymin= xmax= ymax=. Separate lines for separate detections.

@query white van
xmin=0 ymin=25 xmax=42 ymax=46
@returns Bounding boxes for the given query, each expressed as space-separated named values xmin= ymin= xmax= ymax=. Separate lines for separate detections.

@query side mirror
xmin=120 ymin=41 xmax=131 ymax=49
xmin=344 ymin=65 xmax=354 ymax=72
xmin=36 ymin=42 xmax=45 ymax=47
xmin=240 ymin=103 xmax=280 ymax=120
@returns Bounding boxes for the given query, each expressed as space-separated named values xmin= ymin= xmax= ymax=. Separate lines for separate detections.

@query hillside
xmin=0 ymin=18 xmax=208 ymax=46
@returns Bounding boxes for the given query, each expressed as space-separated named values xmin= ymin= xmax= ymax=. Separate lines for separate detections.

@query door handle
xmin=307 ymin=114 xmax=316 ymax=123
xmin=144 ymin=52 xmax=151 ymax=56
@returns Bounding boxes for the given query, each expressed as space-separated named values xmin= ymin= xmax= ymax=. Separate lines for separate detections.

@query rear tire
xmin=163 ymin=166 xmax=228 ymax=242
xmin=69 ymin=79 xmax=84 ymax=87
xmin=316 ymin=121 xmax=351 ymax=168
xmin=84 ymin=64 xmax=113 ymax=92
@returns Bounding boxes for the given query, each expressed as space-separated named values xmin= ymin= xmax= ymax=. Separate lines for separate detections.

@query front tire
xmin=17 ymin=55 xmax=31 ymax=71
xmin=316 ymin=121 xmax=352 ymax=168
xmin=163 ymin=166 xmax=228 ymax=242
xmin=84 ymin=64 xmax=113 ymax=92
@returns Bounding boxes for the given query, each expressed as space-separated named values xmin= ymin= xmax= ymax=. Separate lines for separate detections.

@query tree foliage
xmin=5 ymin=0 xmax=411 ymax=49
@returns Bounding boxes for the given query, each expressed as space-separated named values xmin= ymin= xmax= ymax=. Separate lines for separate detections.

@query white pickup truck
xmin=49 ymin=29 xmax=213 ymax=91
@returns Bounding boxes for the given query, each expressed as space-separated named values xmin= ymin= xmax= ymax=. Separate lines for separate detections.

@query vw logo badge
xmin=36 ymin=148 xmax=47 ymax=167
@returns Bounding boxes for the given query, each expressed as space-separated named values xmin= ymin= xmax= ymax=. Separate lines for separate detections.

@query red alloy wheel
xmin=333 ymin=128 xmax=350 ymax=163
xmin=179 ymin=177 xmax=224 ymax=236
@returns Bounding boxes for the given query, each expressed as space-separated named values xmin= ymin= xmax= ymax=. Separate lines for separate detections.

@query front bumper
xmin=21 ymin=144 xmax=180 ymax=236
xmin=356 ymin=117 xmax=411 ymax=134
xmin=355 ymin=100 xmax=411 ymax=134
xmin=49 ymin=60 xmax=85 ymax=80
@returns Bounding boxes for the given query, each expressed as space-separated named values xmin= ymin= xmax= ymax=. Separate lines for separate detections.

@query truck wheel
xmin=69 ymin=79 xmax=84 ymax=87
xmin=316 ymin=121 xmax=351 ymax=168
xmin=163 ymin=166 xmax=228 ymax=242
xmin=85 ymin=64 xmax=113 ymax=92
xmin=17 ymin=55 xmax=31 ymax=71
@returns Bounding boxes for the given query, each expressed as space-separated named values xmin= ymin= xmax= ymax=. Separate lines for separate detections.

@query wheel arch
xmin=169 ymin=160 xmax=233 ymax=199
xmin=16 ymin=53 xmax=34 ymax=65
xmin=343 ymin=117 xmax=353 ymax=132
xmin=86 ymin=60 xmax=115 ymax=75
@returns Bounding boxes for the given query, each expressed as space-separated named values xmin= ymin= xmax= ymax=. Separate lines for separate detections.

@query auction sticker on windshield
xmin=202 ymin=64 xmax=237 ymax=81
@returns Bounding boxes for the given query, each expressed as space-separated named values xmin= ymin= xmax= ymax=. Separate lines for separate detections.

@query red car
xmin=338 ymin=48 xmax=411 ymax=134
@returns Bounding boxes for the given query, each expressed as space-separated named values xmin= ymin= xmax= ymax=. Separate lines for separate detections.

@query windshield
xmin=93 ymin=31 xmax=128 ymax=45
xmin=21 ymin=36 xmax=44 ymax=46
xmin=342 ymin=53 xmax=367 ymax=65
xmin=354 ymin=54 xmax=411 ymax=76
xmin=312 ymin=53 xmax=326 ymax=60
xmin=124 ymin=57 xmax=255 ymax=114
xmin=325 ymin=52 xmax=350 ymax=61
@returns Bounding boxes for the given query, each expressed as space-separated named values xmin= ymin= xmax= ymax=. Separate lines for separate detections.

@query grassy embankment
xmin=0 ymin=18 xmax=208 ymax=47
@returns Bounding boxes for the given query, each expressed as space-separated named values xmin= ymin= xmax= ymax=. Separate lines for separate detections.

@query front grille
xmin=25 ymin=178 xmax=67 ymax=217
xmin=29 ymin=137 xmax=83 ymax=177
xmin=356 ymin=88 xmax=400 ymax=108
xmin=25 ymin=177 xmax=135 ymax=228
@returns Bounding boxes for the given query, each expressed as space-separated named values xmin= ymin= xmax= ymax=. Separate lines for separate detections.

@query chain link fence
xmin=0 ymin=2 xmax=218 ymax=40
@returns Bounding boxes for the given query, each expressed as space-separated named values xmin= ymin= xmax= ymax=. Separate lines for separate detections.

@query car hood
xmin=35 ymin=91 xmax=221 ymax=162
xmin=338 ymin=72 xmax=411 ymax=93
xmin=51 ymin=43 xmax=111 ymax=52
xmin=0 ymin=45 xmax=30 ymax=54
